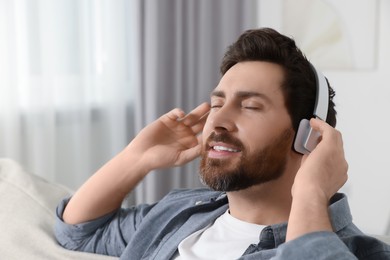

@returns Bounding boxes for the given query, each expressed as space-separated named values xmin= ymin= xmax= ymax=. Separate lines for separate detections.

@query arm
xmin=63 ymin=103 xmax=210 ymax=225
xmin=281 ymin=119 xmax=390 ymax=259
xmin=286 ymin=118 xmax=348 ymax=241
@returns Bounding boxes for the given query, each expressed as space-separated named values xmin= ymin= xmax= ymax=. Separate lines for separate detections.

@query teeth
xmin=213 ymin=146 xmax=239 ymax=152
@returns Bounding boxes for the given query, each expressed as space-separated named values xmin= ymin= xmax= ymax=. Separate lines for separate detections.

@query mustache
xmin=206 ymin=132 xmax=244 ymax=150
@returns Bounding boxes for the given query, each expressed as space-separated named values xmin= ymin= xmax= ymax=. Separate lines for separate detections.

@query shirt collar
xmin=328 ymin=193 xmax=353 ymax=232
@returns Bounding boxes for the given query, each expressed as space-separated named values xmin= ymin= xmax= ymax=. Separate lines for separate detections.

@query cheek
xmin=238 ymin=124 xmax=273 ymax=151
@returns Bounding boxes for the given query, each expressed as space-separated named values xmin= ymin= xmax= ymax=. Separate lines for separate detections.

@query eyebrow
xmin=211 ymin=90 xmax=272 ymax=103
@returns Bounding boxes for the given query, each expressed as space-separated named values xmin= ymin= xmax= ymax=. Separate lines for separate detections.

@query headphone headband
xmin=310 ymin=63 xmax=329 ymax=121
xmin=293 ymin=63 xmax=329 ymax=154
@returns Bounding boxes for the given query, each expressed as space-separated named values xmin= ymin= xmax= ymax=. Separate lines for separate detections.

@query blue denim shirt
xmin=55 ymin=189 xmax=390 ymax=259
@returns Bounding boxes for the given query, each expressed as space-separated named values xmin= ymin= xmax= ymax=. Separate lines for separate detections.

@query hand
xmin=126 ymin=103 xmax=210 ymax=172
xmin=292 ymin=118 xmax=348 ymax=202
xmin=286 ymin=118 xmax=348 ymax=241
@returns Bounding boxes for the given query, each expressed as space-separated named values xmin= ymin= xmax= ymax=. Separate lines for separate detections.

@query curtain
xmin=134 ymin=0 xmax=257 ymax=204
xmin=0 ymin=0 xmax=256 ymax=203
xmin=0 ymin=0 xmax=138 ymax=190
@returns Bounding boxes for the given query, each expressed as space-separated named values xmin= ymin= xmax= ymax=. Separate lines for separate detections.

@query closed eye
xmin=210 ymin=98 xmax=224 ymax=109
xmin=242 ymin=102 xmax=264 ymax=111
xmin=210 ymin=105 xmax=222 ymax=109
xmin=243 ymin=106 xmax=260 ymax=110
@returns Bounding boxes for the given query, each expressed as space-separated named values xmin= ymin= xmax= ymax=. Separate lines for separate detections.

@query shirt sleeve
xmin=54 ymin=196 xmax=154 ymax=257
xmin=273 ymin=231 xmax=357 ymax=260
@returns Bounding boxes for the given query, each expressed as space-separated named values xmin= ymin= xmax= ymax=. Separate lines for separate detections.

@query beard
xmin=199 ymin=128 xmax=294 ymax=191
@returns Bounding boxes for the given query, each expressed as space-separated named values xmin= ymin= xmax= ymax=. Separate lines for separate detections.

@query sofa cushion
xmin=0 ymin=158 xmax=117 ymax=259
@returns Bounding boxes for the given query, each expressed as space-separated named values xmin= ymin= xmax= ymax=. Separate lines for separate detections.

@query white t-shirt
xmin=175 ymin=210 xmax=265 ymax=259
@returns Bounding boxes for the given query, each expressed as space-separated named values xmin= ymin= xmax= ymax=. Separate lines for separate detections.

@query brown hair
xmin=220 ymin=28 xmax=336 ymax=131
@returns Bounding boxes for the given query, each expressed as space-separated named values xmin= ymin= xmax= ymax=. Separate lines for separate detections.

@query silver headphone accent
xmin=293 ymin=64 xmax=329 ymax=154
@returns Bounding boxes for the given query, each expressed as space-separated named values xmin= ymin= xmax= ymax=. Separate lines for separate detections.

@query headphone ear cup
xmin=294 ymin=119 xmax=311 ymax=155
xmin=294 ymin=118 xmax=322 ymax=155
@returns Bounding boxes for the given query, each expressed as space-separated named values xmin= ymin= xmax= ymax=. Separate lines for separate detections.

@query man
xmin=55 ymin=28 xmax=390 ymax=259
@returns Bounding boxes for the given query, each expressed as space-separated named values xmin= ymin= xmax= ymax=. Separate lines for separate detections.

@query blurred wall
xmin=326 ymin=2 xmax=390 ymax=235
xmin=257 ymin=0 xmax=390 ymax=235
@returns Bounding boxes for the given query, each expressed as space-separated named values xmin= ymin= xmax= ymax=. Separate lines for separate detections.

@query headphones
xmin=293 ymin=64 xmax=329 ymax=155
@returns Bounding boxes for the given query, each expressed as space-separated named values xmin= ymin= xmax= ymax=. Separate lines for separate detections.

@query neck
xmin=226 ymin=154 xmax=300 ymax=225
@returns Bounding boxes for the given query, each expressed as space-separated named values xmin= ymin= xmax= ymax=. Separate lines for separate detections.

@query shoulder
xmin=341 ymin=234 xmax=390 ymax=259
xmin=125 ymin=188 xmax=227 ymax=220
xmin=329 ymin=194 xmax=390 ymax=258
xmin=121 ymin=188 xmax=226 ymax=220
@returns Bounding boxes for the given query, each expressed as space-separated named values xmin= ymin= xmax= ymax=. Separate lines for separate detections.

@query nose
xmin=207 ymin=105 xmax=237 ymax=132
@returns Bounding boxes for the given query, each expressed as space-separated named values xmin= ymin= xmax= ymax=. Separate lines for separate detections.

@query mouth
xmin=212 ymin=145 xmax=241 ymax=153
xmin=207 ymin=142 xmax=242 ymax=159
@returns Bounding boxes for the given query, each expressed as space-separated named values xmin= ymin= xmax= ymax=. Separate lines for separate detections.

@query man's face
xmin=200 ymin=61 xmax=295 ymax=191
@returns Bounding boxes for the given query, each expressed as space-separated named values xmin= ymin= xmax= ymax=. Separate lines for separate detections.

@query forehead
xmin=213 ymin=61 xmax=285 ymax=101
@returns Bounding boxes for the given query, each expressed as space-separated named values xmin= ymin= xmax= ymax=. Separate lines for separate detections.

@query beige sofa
xmin=0 ymin=158 xmax=117 ymax=260
xmin=0 ymin=158 xmax=389 ymax=259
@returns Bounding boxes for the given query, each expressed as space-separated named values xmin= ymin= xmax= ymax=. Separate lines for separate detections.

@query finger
xmin=165 ymin=108 xmax=186 ymax=121
xmin=310 ymin=118 xmax=344 ymax=149
xmin=190 ymin=112 xmax=208 ymax=134
xmin=180 ymin=103 xmax=210 ymax=127
xmin=197 ymin=133 xmax=203 ymax=144
xmin=175 ymin=144 xmax=202 ymax=166
xmin=309 ymin=118 xmax=331 ymax=133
